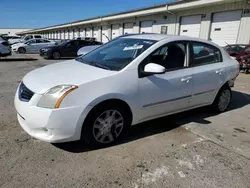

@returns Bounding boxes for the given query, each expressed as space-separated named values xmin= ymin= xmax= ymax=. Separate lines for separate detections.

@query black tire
xmin=52 ymin=51 xmax=61 ymax=59
xmin=18 ymin=47 xmax=26 ymax=54
xmin=212 ymin=84 xmax=232 ymax=113
xmin=82 ymin=102 xmax=131 ymax=148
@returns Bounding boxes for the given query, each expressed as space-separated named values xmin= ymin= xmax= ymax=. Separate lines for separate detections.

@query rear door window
xmin=191 ymin=42 xmax=222 ymax=66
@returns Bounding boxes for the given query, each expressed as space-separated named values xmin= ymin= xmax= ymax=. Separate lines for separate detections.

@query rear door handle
xmin=181 ymin=76 xmax=192 ymax=83
xmin=215 ymin=69 xmax=224 ymax=75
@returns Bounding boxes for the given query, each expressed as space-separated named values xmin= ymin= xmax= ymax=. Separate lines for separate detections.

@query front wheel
xmin=212 ymin=85 xmax=232 ymax=113
xmin=52 ymin=51 xmax=61 ymax=59
xmin=82 ymin=103 xmax=130 ymax=148
xmin=18 ymin=47 xmax=26 ymax=54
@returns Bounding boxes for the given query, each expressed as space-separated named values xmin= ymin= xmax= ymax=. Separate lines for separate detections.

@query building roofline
xmin=17 ymin=0 xmax=193 ymax=34
xmin=18 ymin=0 xmax=240 ymax=35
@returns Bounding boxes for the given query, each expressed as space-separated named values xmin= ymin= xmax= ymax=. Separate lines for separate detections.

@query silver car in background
xmin=12 ymin=39 xmax=55 ymax=54
xmin=0 ymin=37 xmax=11 ymax=57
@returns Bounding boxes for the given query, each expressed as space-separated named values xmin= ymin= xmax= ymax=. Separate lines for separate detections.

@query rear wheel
xmin=82 ymin=103 xmax=130 ymax=148
xmin=18 ymin=47 xmax=26 ymax=54
xmin=52 ymin=51 xmax=61 ymax=59
xmin=212 ymin=85 xmax=232 ymax=113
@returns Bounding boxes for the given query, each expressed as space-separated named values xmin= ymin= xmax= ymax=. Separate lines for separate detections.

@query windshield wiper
xmin=76 ymin=59 xmax=111 ymax=70
xmin=94 ymin=62 xmax=111 ymax=70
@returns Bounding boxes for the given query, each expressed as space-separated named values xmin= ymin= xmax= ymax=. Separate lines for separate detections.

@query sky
xmin=0 ymin=0 xmax=174 ymax=29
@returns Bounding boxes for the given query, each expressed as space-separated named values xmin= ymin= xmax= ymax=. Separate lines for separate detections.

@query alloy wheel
xmin=218 ymin=89 xmax=231 ymax=112
xmin=93 ymin=110 xmax=124 ymax=144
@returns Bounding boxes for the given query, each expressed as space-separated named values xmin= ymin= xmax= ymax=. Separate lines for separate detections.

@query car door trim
xmin=193 ymin=89 xmax=216 ymax=96
xmin=143 ymin=95 xmax=192 ymax=108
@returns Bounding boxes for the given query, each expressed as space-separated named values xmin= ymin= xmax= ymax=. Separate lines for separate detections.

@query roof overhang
xmin=17 ymin=0 xmax=245 ymax=35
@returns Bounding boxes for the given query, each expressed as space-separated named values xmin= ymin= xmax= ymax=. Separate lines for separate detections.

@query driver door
xmin=138 ymin=41 xmax=193 ymax=121
xmin=25 ymin=39 xmax=37 ymax=53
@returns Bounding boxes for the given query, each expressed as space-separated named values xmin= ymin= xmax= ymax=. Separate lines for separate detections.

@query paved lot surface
xmin=0 ymin=54 xmax=250 ymax=188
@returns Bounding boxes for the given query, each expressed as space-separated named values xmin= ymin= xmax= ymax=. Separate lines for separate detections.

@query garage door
xmin=140 ymin=21 xmax=153 ymax=33
xmin=124 ymin=23 xmax=134 ymax=34
xmin=80 ymin=29 xmax=85 ymax=38
xmin=111 ymin=24 xmax=120 ymax=39
xmin=61 ymin=31 xmax=64 ymax=39
xmin=93 ymin=27 xmax=100 ymax=41
xmin=69 ymin=30 xmax=74 ymax=39
xmin=64 ymin=31 xmax=68 ymax=39
xmin=210 ymin=10 xmax=242 ymax=46
xmin=102 ymin=25 xmax=109 ymax=43
xmin=73 ymin=29 xmax=78 ymax=38
xmin=180 ymin=15 xmax=201 ymax=38
xmin=86 ymin=28 xmax=92 ymax=37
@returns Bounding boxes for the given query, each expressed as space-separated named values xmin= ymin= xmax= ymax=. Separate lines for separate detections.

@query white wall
xmin=0 ymin=28 xmax=31 ymax=36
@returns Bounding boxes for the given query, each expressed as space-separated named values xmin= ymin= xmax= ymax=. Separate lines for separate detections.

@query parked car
xmin=11 ymin=39 xmax=55 ymax=54
xmin=0 ymin=37 xmax=11 ymax=57
xmin=1 ymin=35 xmax=20 ymax=41
xmin=14 ymin=34 xmax=239 ymax=147
xmin=77 ymin=45 xmax=101 ymax=56
xmin=39 ymin=39 xmax=102 ymax=59
xmin=224 ymin=44 xmax=250 ymax=73
xmin=8 ymin=34 xmax=43 ymax=45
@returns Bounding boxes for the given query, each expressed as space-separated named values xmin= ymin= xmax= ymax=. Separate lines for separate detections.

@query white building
xmin=0 ymin=28 xmax=31 ymax=36
xmin=17 ymin=0 xmax=250 ymax=46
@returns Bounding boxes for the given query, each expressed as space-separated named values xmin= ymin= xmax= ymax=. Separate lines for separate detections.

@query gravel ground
xmin=0 ymin=54 xmax=250 ymax=188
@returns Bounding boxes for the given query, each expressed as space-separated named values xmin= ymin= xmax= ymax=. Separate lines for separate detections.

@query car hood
xmin=22 ymin=59 xmax=115 ymax=94
xmin=12 ymin=43 xmax=25 ymax=48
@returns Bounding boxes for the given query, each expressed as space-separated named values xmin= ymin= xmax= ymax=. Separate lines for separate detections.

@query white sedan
xmin=14 ymin=34 xmax=239 ymax=147
xmin=12 ymin=39 xmax=55 ymax=54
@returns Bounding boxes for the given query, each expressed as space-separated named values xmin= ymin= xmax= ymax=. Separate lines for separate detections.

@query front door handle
xmin=181 ymin=76 xmax=192 ymax=83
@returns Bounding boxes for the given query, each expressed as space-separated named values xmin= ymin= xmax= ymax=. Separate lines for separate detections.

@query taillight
xmin=1 ymin=42 xmax=9 ymax=46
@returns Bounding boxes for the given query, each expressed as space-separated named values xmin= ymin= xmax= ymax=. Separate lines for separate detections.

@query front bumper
xmin=39 ymin=50 xmax=51 ymax=58
xmin=14 ymin=87 xmax=85 ymax=143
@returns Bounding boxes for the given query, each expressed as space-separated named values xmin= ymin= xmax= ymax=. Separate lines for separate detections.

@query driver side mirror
xmin=144 ymin=63 xmax=166 ymax=74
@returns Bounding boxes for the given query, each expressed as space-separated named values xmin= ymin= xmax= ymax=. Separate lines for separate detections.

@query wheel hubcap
xmin=93 ymin=110 xmax=124 ymax=144
xmin=53 ymin=52 xmax=60 ymax=59
xmin=218 ymin=89 xmax=231 ymax=111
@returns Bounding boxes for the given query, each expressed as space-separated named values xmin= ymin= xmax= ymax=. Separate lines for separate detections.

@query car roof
xmin=122 ymin=33 xmax=220 ymax=48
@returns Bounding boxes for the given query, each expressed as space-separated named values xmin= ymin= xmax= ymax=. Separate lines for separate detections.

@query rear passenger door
xmin=79 ymin=40 xmax=93 ymax=48
xmin=190 ymin=42 xmax=226 ymax=107
xmin=63 ymin=40 xmax=79 ymax=57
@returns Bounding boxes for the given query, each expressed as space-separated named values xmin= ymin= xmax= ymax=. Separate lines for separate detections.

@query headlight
xmin=37 ymin=85 xmax=78 ymax=108
xmin=42 ymin=48 xmax=49 ymax=52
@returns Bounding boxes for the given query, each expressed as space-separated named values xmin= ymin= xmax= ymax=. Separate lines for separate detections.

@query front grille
xmin=19 ymin=82 xmax=34 ymax=102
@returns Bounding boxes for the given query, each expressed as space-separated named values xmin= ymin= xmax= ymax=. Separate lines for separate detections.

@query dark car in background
xmin=224 ymin=44 xmax=250 ymax=73
xmin=39 ymin=39 xmax=102 ymax=59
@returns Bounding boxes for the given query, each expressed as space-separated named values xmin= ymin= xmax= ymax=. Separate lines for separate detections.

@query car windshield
xmin=76 ymin=38 xmax=156 ymax=71
xmin=224 ymin=45 xmax=247 ymax=53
